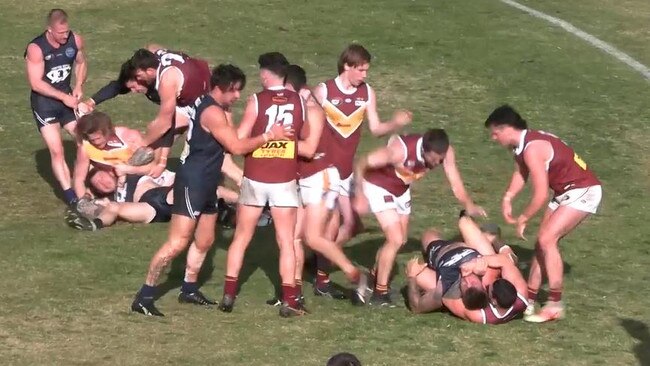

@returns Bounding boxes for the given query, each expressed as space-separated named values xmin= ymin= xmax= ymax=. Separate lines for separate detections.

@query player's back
xmin=516 ymin=129 xmax=600 ymax=194
xmin=365 ymin=134 xmax=428 ymax=195
xmin=154 ymin=49 xmax=211 ymax=107
xmin=244 ymin=87 xmax=304 ymax=183
xmin=25 ymin=32 xmax=78 ymax=98
xmin=179 ymin=95 xmax=225 ymax=179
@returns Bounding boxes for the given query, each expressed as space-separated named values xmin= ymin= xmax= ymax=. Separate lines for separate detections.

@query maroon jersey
xmin=298 ymin=114 xmax=333 ymax=179
xmin=244 ymin=86 xmax=305 ymax=183
xmin=365 ymin=134 xmax=429 ymax=196
xmin=154 ymin=49 xmax=211 ymax=107
xmin=320 ymin=77 xmax=369 ymax=179
xmin=514 ymin=129 xmax=600 ymax=195
xmin=481 ymin=292 xmax=528 ymax=325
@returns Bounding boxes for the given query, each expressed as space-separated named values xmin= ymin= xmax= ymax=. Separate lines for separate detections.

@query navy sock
xmin=181 ymin=281 xmax=199 ymax=294
xmin=92 ymin=219 xmax=104 ymax=230
xmin=139 ymin=284 xmax=157 ymax=300
xmin=63 ymin=189 xmax=78 ymax=205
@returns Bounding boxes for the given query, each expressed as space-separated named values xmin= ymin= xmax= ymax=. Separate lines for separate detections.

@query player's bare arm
xmin=406 ymin=258 xmax=443 ymax=314
xmin=442 ymin=145 xmax=486 ymax=217
xmin=365 ymin=86 xmax=412 ymax=137
xmin=204 ymin=105 xmax=292 ymax=155
xmin=502 ymin=161 xmax=529 ymax=224
xmin=353 ymin=137 xmax=406 ymax=197
xmin=25 ymin=43 xmax=77 ymax=108
xmin=516 ymin=141 xmax=551 ymax=239
xmin=297 ymin=97 xmax=324 ymax=159
xmin=236 ymin=95 xmax=258 ymax=139
xmin=141 ymin=68 xmax=180 ymax=146
xmin=72 ymin=33 xmax=87 ymax=99
xmin=72 ymin=147 xmax=91 ymax=198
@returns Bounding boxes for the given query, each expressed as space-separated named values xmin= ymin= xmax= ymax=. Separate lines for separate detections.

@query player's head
xmin=489 ymin=278 xmax=517 ymax=308
xmin=327 ymin=352 xmax=362 ymax=366
xmin=484 ymin=105 xmax=528 ymax=147
xmin=421 ymin=128 xmax=450 ymax=169
xmin=338 ymin=44 xmax=371 ymax=86
xmin=211 ymin=64 xmax=246 ymax=107
xmin=76 ymin=111 xmax=115 ymax=149
xmin=118 ymin=59 xmax=148 ymax=93
xmin=88 ymin=169 xmax=117 ymax=196
xmin=46 ymin=9 xmax=70 ymax=45
xmin=460 ymin=274 xmax=488 ymax=310
xmin=284 ymin=64 xmax=310 ymax=99
xmin=258 ymin=52 xmax=289 ymax=87
xmin=129 ymin=49 xmax=160 ymax=86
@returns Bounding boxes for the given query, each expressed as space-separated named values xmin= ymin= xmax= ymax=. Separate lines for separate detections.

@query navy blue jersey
xmin=115 ymin=174 xmax=142 ymax=203
xmin=425 ymin=240 xmax=480 ymax=295
xmin=179 ymin=95 xmax=225 ymax=180
xmin=26 ymin=32 xmax=78 ymax=95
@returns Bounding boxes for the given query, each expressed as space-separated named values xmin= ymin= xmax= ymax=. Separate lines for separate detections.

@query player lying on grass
xmin=405 ymin=212 xmax=528 ymax=324
xmin=66 ymin=161 xmax=261 ymax=230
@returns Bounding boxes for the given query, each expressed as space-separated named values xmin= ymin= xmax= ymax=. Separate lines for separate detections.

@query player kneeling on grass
xmin=405 ymin=213 xmax=528 ymax=324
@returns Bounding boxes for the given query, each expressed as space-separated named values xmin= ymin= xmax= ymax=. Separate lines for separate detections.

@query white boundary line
xmin=500 ymin=0 xmax=650 ymax=81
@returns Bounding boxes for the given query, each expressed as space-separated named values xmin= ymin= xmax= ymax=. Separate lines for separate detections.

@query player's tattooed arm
xmin=407 ymin=278 xmax=442 ymax=314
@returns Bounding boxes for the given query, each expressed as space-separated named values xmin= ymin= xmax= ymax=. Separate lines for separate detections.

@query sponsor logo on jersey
xmin=354 ymin=100 xmax=365 ymax=106
xmin=106 ymin=140 xmax=125 ymax=148
xmin=331 ymin=98 xmax=341 ymax=106
xmin=344 ymin=98 xmax=352 ymax=104
xmin=252 ymin=141 xmax=295 ymax=159
xmin=65 ymin=47 xmax=75 ymax=58
xmin=272 ymin=95 xmax=288 ymax=103
xmin=44 ymin=54 xmax=53 ymax=60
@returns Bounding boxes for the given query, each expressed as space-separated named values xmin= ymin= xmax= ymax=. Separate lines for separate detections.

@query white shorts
xmin=338 ymin=173 xmax=354 ymax=197
xmin=362 ymin=180 xmax=411 ymax=215
xmin=299 ymin=167 xmax=341 ymax=210
xmin=548 ymin=185 xmax=602 ymax=214
xmin=239 ymin=177 xmax=300 ymax=208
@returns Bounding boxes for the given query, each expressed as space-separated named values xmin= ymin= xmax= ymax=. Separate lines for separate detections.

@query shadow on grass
xmin=619 ymin=318 xmax=650 ymax=366
xmin=34 ymin=140 xmax=77 ymax=203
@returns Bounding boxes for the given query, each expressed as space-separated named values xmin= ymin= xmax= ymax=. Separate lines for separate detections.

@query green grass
xmin=1 ymin=0 xmax=649 ymax=365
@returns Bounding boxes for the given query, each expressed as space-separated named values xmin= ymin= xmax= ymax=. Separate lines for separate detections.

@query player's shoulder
xmin=73 ymin=32 xmax=84 ymax=47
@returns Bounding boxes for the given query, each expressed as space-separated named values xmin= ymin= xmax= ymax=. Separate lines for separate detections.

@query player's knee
xmin=421 ymin=228 xmax=441 ymax=249
xmin=194 ymin=235 xmax=215 ymax=251
xmin=48 ymin=146 xmax=65 ymax=162
xmin=537 ymin=232 xmax=559 ymax=250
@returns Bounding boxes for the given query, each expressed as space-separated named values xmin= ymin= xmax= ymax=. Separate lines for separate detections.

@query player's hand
xmin=76 ymin=100 xmax=95 ymax=117
xmin=149 ymin=163 xmax=166 ymax=178
xmin=464 ymin=202 xmax=487 ymax=217
xmin=72 ymin=86 xmax=83 ymax=101
xmin=113 ymin=164 xmax=130 ymax=177
xmin=62 ymin=94 xmax=79 ymax=109
xmin=392 ymin=109 xmax=413 ymax=127
xmin=405 ymin=256 xmax=426 ymax=278
xmin=502 ymin=197 xmax=516 ymax=224
xmin=268 ymin=123 xmax=294 ymax=141
xmin=516 ymin=215 xmax=528 ymax=240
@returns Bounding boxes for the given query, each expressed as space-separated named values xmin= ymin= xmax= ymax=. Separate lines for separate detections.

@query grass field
xmin=1 ymin=0 xmax=649 ymax=365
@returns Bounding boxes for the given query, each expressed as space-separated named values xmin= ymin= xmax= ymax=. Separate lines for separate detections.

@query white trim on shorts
xmin=548 ymin=185 xmax=602 ymax=214
xmin=362 ymin=180 xmax=411 ymax=215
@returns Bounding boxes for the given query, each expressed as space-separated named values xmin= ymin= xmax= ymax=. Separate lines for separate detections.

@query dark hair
xmin=129 ymin=49 xmax=159 ymax=73
xmin=76 ymin=111 xmax=114 ymax=139
xmin=462 ymin=286 xmax=488 ymax=310
xmin=47 ymin=9 xmax=68 ymax=25
xmin=484 ymin=104 xmax=528 ymax=130
xmin=211 ymin=64 xmax=246 ymax=92
xmin=422 ymin=128 xmax=450 ymax=154
xmin=117 ymin=59 xmax=136 ymax=86
xmin=258 ymin=52 xmax=289 ymax=78
xmin=327 ymin=352 xmax=362 ymax=366
xmin=492 ymin=278 xmax=517 ymax=308
xmin=284 ymin=64 xmax=307 ymax=91
xmin=337 ymin=44 xmax=371 ymax=74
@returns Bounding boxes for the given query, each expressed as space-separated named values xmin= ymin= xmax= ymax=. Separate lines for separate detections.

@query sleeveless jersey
xmin=320 ymin=77 xmax=369 ymax=179
xmin=298 ymin=102 xmax=333 ymax=178
xmin=243 ymin=86 xmax=305 ymax=183
xmin=481 ymin=292 xmax=528 ymax=325
xmin=427 ymin=242 xmax=480 ymax=295
xmin=179 ymin=94 xmax=226 ymax=180
xmin=154 ymin=49 xmax=211 ymax=107
xmin=365 ymin=134 xmax=428 ymax=196
xmin=115 ymin=174 xmax=142 ymax=203
xmin=25 ymin=31 xmax=78 ymax=98
xmin=514 ymin=129 xmax=600 ymax=195
xmin=83 ymin=129 xmax=132 ymax=170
